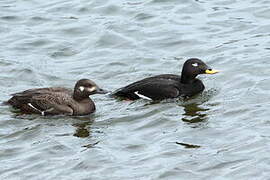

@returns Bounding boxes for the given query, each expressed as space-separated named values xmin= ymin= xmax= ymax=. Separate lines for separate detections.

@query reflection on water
xmin=175 ymin=142 xmax=201 ymax=149
xmin=73 ymin=120 xmax=92 ymax=138
xmin=143 ymin=92 xmax=212 ymax=124
xmin=181 ymin=103 xmax=209 ymax=123
xmin=82 ymin=141 xmax=100 ymax=149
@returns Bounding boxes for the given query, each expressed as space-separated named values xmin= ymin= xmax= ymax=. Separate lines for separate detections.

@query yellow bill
xmin=205 ymin=69 xmax=219 ymax=74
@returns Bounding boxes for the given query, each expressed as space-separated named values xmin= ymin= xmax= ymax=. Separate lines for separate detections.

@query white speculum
xmin=134 ymin=91 xmax=152 ymax=100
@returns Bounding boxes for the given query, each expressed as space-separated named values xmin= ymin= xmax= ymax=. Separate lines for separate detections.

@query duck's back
xmin=12 ymin=87 xmax=72 ymax=96
xmin=7 ymin=87 xmax=71 ymax=108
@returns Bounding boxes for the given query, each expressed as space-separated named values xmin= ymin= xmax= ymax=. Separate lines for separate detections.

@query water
xmin=1 ymin=0 xmax=270 ymax=179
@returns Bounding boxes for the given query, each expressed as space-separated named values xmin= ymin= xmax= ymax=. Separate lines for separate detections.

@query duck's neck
xmin=180 ymin=72 xmax=197 ymax=84
xmin=73 ymin=90 xmax=89 ymax=102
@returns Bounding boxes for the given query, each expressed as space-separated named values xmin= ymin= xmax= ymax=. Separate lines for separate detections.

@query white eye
xmin=79 ymin=86 xmax=85 ymax=91
xmin=192 ymin=63 xmax=198 ymax=67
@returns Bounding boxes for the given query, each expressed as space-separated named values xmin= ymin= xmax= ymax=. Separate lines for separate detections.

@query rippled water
xmin=1 ymin=0 xmax=270 ymax=179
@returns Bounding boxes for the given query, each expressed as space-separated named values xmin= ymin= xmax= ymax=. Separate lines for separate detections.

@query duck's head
xmin=74 ymin=79 xmax=107 ymax=100
xmin=181 ymin=58 xmax=219 ymax=83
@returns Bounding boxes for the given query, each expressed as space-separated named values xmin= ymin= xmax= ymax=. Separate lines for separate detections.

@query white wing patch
xmin=134 ymin=91 xmax=152 ymax=100
xmin=28 ymin=103 xmax=45 ymax=116
xmin=192 ymin=63 xmax=198 ymax=67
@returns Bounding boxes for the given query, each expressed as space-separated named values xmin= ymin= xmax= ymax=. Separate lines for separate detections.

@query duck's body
xmin=113 ymin=74 xmax=204 ymax=100
xmin=8 ymin=91 xmax=96 ymax=116
xmin=113 ymin=58 xmax=218 ymax=101
xmin=6 ymin=79 xmax=107 ymax=116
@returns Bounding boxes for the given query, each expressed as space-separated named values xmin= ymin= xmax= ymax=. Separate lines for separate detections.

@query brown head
xmin=73 ymin=79 xmax=107 ymax=101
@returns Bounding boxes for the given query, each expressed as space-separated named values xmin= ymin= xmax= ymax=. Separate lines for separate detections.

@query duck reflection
xmin=72 ymin=120 xmax=93 ymax=138
xmin=181 ymin=103 xmax=209 ymax=123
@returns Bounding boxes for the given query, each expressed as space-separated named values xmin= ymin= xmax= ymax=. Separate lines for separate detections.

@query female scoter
xmin=6 ymin=79 xmax=107 ymax=116
xmin=112 ymin=58 xmax=219 ymax=100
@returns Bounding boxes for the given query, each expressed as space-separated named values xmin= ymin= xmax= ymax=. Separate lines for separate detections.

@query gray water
xmin=1 ymin=0 xmax=270 ymax=179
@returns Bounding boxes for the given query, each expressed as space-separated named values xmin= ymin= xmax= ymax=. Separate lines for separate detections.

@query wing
xmin=135 ymin=81 xmax=180 ymax=100
xmin=29 ymin=93 xmax=73 ymax=115
xmin=114 ymin=78 xmax=181 ymax=100
xmin=7 ymin=87 xmax=72 ymax=108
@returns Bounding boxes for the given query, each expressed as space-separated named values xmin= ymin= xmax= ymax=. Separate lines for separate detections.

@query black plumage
xmin=112 ymin=58 xmax=219 ymax=100
xmin=6 ymin=79 xmax=107 ymax=116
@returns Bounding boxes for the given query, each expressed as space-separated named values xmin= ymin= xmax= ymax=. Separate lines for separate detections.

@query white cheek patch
xmin=192 ymin=63 xmax=198 ymax=67
xmin=89 ymin=86 xmax=96 ymax=92
xmin=134 ymin=91 xmax=152 ymax=100
xmin=79 ymin=86 xmax=85 ymax=92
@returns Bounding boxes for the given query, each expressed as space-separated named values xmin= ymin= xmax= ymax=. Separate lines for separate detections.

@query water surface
xmin=1 ymin=0 xmax=270 ymax=179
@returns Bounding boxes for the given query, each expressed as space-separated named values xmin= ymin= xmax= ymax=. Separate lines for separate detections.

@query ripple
xmin=1 ymin=0 xmax=270 ymax=179
xmin=50 ymin=47 xmax=79 ymax=58
xmin=0 ymin=15 xmax=20 ymax=21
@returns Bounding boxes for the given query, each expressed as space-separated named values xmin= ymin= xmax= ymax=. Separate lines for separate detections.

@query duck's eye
xmin=192 ymin=63 xmax=198 ymax=67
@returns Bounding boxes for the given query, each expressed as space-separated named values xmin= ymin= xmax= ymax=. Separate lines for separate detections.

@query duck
xmin=112 ymin=58 xmax=219 ymax=101
xmin=6 ymin=79 xmax=107 ymax=116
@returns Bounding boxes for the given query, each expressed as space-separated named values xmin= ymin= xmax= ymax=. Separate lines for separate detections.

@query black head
xmin=73 ymin=79 xmax=107 ymax=100
xmin=181 ymin=58 xmax=219 ymax=84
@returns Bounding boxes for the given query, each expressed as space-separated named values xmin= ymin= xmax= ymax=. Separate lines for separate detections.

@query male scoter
xmin=112 ymin=58 xmax=219 ymax=100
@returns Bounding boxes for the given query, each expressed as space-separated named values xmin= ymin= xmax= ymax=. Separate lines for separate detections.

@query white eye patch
xmin=192 ymin=63 xmax=198 ymax=67
xmin=79 ymin=86 xmax=85 ymax=92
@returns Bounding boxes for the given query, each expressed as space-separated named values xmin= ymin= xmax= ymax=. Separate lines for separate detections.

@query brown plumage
xmin=6 ymin=79 xmax=107 ymax=116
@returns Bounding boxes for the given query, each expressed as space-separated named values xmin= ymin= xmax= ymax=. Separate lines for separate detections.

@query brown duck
xmin=6 ymin=79 xmax=107 ymax=116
